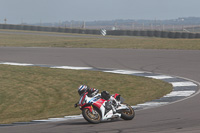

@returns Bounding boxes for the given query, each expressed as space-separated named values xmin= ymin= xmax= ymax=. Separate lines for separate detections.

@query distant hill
xmin=31 ymin=17 xmax=200 ymax=31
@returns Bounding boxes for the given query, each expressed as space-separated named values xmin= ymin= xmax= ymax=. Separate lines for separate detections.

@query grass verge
xmin=0 ymin=65 xmax=172 ymax=124
xmin=0 ymin=29 xmax=200 ymax=50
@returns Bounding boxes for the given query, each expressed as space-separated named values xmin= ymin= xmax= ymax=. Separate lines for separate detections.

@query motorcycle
xmin=74 ymin=92 xmax=135 ymax=124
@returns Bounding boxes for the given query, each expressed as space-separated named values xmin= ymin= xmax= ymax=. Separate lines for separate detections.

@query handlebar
xmin=74 ymin=102 xmax=79 ymax=108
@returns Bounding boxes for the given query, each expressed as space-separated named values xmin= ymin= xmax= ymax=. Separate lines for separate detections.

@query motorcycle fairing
xmin=78 ymin=92 xmax=129 ymax=121
xmin=93 ymin=98 xmax=106 ymax=109
xmin=87 ymin=97 xmax=117 ymax=120
xmin=117 ymin=104 xmax=129 ymax=110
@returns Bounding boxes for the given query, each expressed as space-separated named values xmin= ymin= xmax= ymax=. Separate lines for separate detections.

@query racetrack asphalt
xmin=0 ymin=47 xmax=200 ymax=133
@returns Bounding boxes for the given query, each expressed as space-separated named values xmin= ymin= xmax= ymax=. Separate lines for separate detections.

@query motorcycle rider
xmin=78 ymin=85 xmax=99 ymax=97
xmin=77 ymin=85 xmax=117 ymax=113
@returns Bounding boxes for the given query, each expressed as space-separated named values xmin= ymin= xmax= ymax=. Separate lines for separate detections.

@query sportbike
xmin=75 ymin=92 xmax=135 ymax=124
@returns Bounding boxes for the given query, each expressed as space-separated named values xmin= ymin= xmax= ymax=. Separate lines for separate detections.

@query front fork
xmin=75 ymin=101 xmax=95 ymax=113
xmin=83 ymin=105 xmax=95 ymax=113
xmin=84 ymin=105 xmax=100 ymax=119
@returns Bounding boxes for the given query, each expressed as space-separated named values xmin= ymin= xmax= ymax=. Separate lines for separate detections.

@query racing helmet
xmin=78 ymin=85 xmax=88 ymax=95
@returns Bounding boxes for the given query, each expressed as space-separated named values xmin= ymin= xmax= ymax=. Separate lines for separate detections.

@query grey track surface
xmin=0 ymin=47 xmax=200 ymax=133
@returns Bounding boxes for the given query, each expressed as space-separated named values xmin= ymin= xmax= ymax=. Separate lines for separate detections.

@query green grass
xmin=1 ymin=29 xmax=200 ymax=50
xmin=0 ymin=65 xmax=172 ymax=124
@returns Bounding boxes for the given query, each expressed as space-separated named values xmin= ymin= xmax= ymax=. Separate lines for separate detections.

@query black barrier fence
xmin=133 ymin=30 xmax=141 ymax=36
xmin=106 ymin=30 xmax=200 ymax=39
xmin=174 ymin=32 xmax=182 ymax=38
xmin=0 ymin=24 xmax=200 ymax=38
xmin=140 ymin=30 xmax=147 ymax=36
xmin=154 ymin=30 xmax=161 ymax=37
xmin=195 ymin=33 xmax=200 ymax=38
xmin=168 ymin=32 xmax=175 ymax=38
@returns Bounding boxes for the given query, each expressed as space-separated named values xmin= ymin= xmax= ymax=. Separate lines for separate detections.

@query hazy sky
xmin=0 ymin=0 xmax=199 ymax=24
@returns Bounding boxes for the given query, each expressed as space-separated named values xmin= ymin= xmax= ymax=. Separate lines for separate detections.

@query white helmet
xmin=78 ymin=85 xmax=88 ymax=95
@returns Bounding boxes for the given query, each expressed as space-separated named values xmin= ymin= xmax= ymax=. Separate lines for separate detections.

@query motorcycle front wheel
xmin=82 ymin=108 xmax=101 ymax=124
xmin=121 ymin=104 xmax=135 ymax=120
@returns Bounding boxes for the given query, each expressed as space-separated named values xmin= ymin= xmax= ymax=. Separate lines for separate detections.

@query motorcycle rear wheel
xmin=82 ymin=108 xmax=101 ymax=124
xmin=121 ymin=104 xmax=135 ymax=120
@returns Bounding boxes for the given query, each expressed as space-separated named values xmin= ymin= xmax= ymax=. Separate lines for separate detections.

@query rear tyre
xmin=82 ymin=108 xmax=101 ymax=124
xmin=121 ymin=104 xmax=135 ymax=120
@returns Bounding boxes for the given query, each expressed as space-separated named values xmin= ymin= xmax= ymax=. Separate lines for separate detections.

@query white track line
xmin=103 ymin=70 xmax=145 ymax=74
xmin=137 ymin=102 xmax=169 ymax=106
xmin=32 ymin=115 xmax=83 ymax=122
xmin=0 ymin=62 xmax=33 ymax=66
xmin=146 ymin=75 xmax=174 ymax=79
xmin=170 ymin=82 xmax=197 ymax=87
xmin=132 ymin=102 xmax=169 ymax=109
xmin=50 ymin=66 xmax=93 ymax=70
xmin=164 ymin=91 xmax=196 ymax=97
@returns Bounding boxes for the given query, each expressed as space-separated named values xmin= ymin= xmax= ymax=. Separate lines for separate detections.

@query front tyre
xmin=82 ymin=108 xmax=101 ymax=124
xmin=121 ymin=104 xmax=135 ymax=120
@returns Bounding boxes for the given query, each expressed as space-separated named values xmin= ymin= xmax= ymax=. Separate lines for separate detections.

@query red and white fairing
xmin=78 ymin=93 xmax=128 ymax=120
